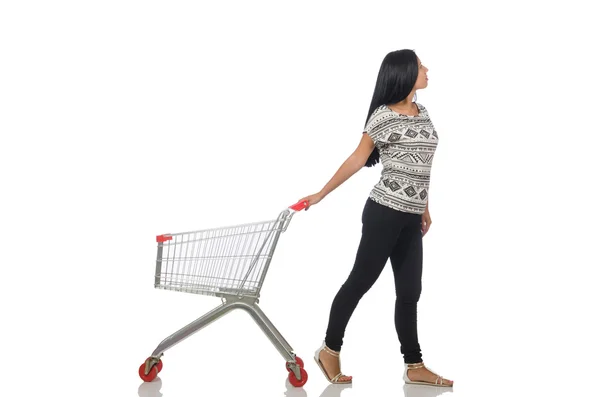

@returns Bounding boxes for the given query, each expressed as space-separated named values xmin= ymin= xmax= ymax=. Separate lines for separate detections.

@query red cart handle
xmin=289 ymin=200 xmax=309 ymax=211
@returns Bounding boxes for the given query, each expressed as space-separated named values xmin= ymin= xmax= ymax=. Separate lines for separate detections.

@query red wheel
xmin=138 ymin=362 xmax=159 ymax=382
xmin=288 ymin=368 xmax=308 ymax=387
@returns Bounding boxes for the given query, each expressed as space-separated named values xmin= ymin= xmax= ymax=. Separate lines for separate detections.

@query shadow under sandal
xmin=314 ymin=342 xmax=352 ymax=384
xmin=403 ymin=362 xmax=453 ymax=387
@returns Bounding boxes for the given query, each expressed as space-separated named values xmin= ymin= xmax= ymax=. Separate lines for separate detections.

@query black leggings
xmin=324 ymin=198 xmax=424 ymax=363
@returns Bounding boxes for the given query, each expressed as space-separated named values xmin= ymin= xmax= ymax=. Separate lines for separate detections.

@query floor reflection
xmin=403 ymin=383 xmax=453 ymax=397
xmin=283 ymin=378 xmax=307 ymax=397
xmin=317 ymin=383 xmax=353 ymax=397
xmin=136 ymin=374 xmax=454 ymax=396
xmin=138 ymin=377 xmax=163 ymax=397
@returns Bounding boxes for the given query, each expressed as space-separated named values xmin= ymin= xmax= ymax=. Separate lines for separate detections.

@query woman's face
xmin=414 ymin=57 xmax=429 ymax=90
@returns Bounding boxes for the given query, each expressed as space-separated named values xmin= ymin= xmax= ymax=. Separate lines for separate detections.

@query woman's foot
xmin=406 ymin=363 xmax=453 ymax=386
xmin=317 ymin=345 xmax=352 ymax=383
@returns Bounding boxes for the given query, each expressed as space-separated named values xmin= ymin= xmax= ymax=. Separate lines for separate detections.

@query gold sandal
xmin=313 ymin=341 xmax=352 ymax=384
xmin=403 ymin=362 xmax=453 ymax=387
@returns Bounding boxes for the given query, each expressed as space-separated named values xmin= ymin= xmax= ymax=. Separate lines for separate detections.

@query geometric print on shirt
xmin=363 ymin=102 xmax=439 ymax=215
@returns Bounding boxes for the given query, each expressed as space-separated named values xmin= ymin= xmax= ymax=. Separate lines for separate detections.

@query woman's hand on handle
xmin=298 ymin=192 xmax=324 ymax=211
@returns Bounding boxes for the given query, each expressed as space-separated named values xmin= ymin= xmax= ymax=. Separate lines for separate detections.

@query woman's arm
xmin=299 ymin=133 xmax=375 ymax=209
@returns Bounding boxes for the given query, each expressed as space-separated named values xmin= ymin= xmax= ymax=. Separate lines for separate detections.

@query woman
xmin=300 ymin=49 xmax=453 ymax=387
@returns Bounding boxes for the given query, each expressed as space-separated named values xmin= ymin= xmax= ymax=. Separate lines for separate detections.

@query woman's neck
xmin=388 ymin=100 xmax=417 ymax=115
xmin=389 ymin=93 xmax=416 ymax=111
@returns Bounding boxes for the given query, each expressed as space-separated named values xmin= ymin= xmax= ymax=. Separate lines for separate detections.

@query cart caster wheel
xmin=138 ymin=357 xmax=163 ymax=382
xmin=286 ymin=356 xmax=304 ymax=371
xmin=139 ymin=362 xmax=159 ymax=382
xmin=288 ymin=368 xmax=308 ymax=388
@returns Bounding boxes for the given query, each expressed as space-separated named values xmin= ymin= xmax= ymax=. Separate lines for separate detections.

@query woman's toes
xmin=438 ymin=376 xmax=453 ymax=386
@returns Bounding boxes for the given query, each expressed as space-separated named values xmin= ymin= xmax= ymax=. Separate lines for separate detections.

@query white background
xmin=1 ymin=1 xmax=599 ymax=396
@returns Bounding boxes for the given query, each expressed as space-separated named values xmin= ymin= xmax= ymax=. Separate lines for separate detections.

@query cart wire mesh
xmin=155 ymin=214 xmax=290 ymax=298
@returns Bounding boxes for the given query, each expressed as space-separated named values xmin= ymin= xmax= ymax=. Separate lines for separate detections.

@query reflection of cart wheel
xmin=286 ymin=356 xmax=304 ymax=371
xmin=288 ymin=368 xmax=308 ymax=387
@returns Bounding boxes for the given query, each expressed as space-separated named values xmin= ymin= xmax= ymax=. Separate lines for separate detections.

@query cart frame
xmin=139 ymin=200 xmax=309 ymax=386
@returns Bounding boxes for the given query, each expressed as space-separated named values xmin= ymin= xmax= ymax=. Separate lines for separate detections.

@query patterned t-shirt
xmin=363 ymin=103 xmax=439 ymax=215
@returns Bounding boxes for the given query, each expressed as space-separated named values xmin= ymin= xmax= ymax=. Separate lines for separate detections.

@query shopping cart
xmin=138 ymin=200 xmax=310 ymax=387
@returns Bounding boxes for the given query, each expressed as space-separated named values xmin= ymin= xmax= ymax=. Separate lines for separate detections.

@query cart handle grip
xmin=289 ymin=200 xmax=309 ymax=211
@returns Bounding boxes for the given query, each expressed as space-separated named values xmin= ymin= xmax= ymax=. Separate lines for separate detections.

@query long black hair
xmin=364 ymin=49 xmax=419 ymax=167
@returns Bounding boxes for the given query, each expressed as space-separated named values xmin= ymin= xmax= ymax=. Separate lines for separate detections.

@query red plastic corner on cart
xmin=156 ymin=235 xmax=173 ymax=243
